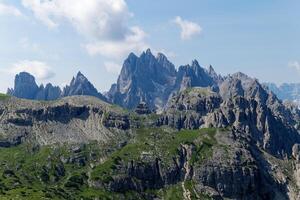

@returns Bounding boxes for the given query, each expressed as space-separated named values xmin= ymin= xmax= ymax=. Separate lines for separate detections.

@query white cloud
xmin=0 ymin=3 xmax=22 ymax=16
xmin=21 ymin=0 xmax=149 ymax=62
xmin=10 ymin=60 xmax=55 ymax=80
xmin=85 ymin=26 xmax=148 ymax=59
xmin=19 ymin=37 xmax=40 ymax=52
xmin=173 ymin=16 xmax=202 ymax=40
xmin=288 ymin=61 xmax=300 ymax=74
xmin=104 ymin=61 xmax=121 ymax=74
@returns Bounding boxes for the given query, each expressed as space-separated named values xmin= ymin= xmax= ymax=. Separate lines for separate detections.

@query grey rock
xmin=107 ymin=49 xmax=177 ymax=110
xmin=0 ymin=96 xmax=130 ymax=145
xmin=7 ymin=72 xmax=39 ymax=99
xmin=292 ymin=144 xmax=300 ymax=161
xmin=135 ymin=102 xmax=152 ymax=115
xmin=62 ymin=71 xmax=107 ymax=101
xmin=7 ymin=71 xmax=107 ymax=102
xmin=36 ymin=83 xmax=61 ymax=100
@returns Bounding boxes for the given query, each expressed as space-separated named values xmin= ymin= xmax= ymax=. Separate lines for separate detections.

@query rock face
xmin=35 ymin=83 xmax=61 ymax=100
xmin=7 ymin=72 xmax=40 ymax=99
xmin=107 ymin=49 xmax=220 ymax=111
xmin=7 ymin=71 xmax=107 ymax=102
xmin=135 ymin=102 xmax=152 ymax=115
xmin=0 ymin=96 xmax=129 ymax=146
xmin=62 ymin=71 xmax=106 ymax=101
xmin=106 ymin=49 xmax=177 ymax=110
xmin=160 ymin=74 xmax=300 ymax=158
xmin=174 ymin=60 xmax=215 ymax=92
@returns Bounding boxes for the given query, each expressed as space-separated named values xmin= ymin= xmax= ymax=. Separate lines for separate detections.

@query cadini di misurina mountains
xmin=1 ymin=49 xmax=300 ymax=199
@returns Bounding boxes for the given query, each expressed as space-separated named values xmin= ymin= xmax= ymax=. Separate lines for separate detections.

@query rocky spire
xmin=62 ymin=71 xmax=107 ymax=101
xmin=7 ymin=72 xmax=39 ymax=99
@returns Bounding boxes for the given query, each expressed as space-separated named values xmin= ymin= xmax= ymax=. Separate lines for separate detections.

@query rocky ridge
xmin=106 ymin=49 xmax=219 ymax=111
xmin=7 ymin=71 xmax=107 ymax=102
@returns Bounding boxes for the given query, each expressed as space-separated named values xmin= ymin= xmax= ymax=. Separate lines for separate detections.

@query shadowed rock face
xmin=160 ymin=76 xmax=300 ymax=158
xmin=62 ymin=72 xmax=106 ymax=101
xmin=7 ymin=72 xmax=40 ymax=99
xmin=174 ymin=60 xmax=215 ymax=92
xmin=107 ymin=49 xmax=217 ymax=111
xmin=106 ymin=49 xmax=177 ymax=110
xmin=36 ymin=83 xmax=61 ymax=100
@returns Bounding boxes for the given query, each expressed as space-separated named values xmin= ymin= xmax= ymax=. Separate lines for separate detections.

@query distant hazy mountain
xmin=7 ymin=72 xmax=61 ymax=100
xmin=62 ymin=71 xmax=106 ymax=101
xmin=7 ymin=71 xmax=106 ymax=101
xmin=8 ymin=49 xmax=300 ymax=113
xmin=264 ymin=83 xmax=300 ymax=105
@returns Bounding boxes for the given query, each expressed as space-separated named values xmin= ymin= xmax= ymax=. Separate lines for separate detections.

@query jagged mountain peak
xmin=140 ymin=48 xmax=154 ymax=58
xmin=62 ymin=72 xmax=106 ymax=101
xmin=108 ymin=50 xmax=226 ymax=109
xmin=7 ymin=71 xmax=107 ymax=102
xmin=76 ymin=71 xmax=84 ymax=78
xmin=16 ymin=71 xmax=36 ymax=82
xmin=127 ymin=52 xmax=138 ymax=60
xmin=145 ymin=48 xmax=152 ymax=55
xmin=191 ymin=59 xmax=200 ymax=67
xmin=156 ymin=52 xmax=167 ymax=60
xmin=7 ymin=71 xmax=39 ymax=99
xmin=208 ymin=65 xmax=215 ymax=73
xmin=72 ymin=71 xmax=89 ymax=84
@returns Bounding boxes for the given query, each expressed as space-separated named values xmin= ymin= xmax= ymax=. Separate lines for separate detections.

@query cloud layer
xmin=21 ymin=0 xmax=149 ymax=64
xmin=0 ymin=2 xmax=22 ymax=16
xmin=10 ymin=60 xmax=55 ymax=80
xmin=289 ymin=61 xmax=300 ymax=74
xmin=173 ymin=16 xmax=202 ymax=40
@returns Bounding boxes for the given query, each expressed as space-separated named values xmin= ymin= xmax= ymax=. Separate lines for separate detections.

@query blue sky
xmin=0 ymin=0 xmax=300 ymax=93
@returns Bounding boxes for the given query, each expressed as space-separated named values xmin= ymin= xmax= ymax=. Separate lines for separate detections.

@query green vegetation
xmin=184 ymin=87 xmax=215 ymax=96
xmin=0 ymin=93 xmax=9 ymax=100
xmin=160 ymin=183 xmax=183 ymax=200
xmin=0 ymin=142 xmax=112 ymax=199
xmin=0 ymin=127 xmax=225 ymax=199
xmin=92 ymin=127 xmax=219 ymax=181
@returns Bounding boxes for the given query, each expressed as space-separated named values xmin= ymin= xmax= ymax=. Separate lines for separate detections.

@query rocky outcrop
xmin=35 ymin=83 xmax=61 ymax=100
xmin=135 ymin=102 xmax=152 ymax=115
xmin=106 ymin=49 xmax=220 ymax=111
xmin=159 ymin=75 xmax=300 ymax=158
xmin=7 ymin=72 xmax=40 ymax=99
xmin=7 ymin=71 xmax=107 ymax=102
xmin=174 ymin=60 xmax=215 ymax=92
xmin=106 ymin=49 xmax=177 ymax=110
xmin=0 ymin=96 xmax=130 ymax=145
xmin=95 ymin=144 xmax=192 ymax=193
xmin=62 ymin=71 xmax=106 ymax=101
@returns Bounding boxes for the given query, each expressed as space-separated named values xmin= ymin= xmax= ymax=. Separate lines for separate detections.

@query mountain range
xmin=1 ymin=49 xmax=300 ymax=199
xmin=7 ymin=71 xmax=106 ymax=102
xmin=8 ymin=49 xmax=300 ymax=111
xmin=264 ymin=83 xmax=300 ymax=105
xmin=6 ymin=49 xmax=224 ymax=111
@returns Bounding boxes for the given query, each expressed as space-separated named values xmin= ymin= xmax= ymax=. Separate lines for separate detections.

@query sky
xmin=0 ymin=0 xmax=300 ymax=93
